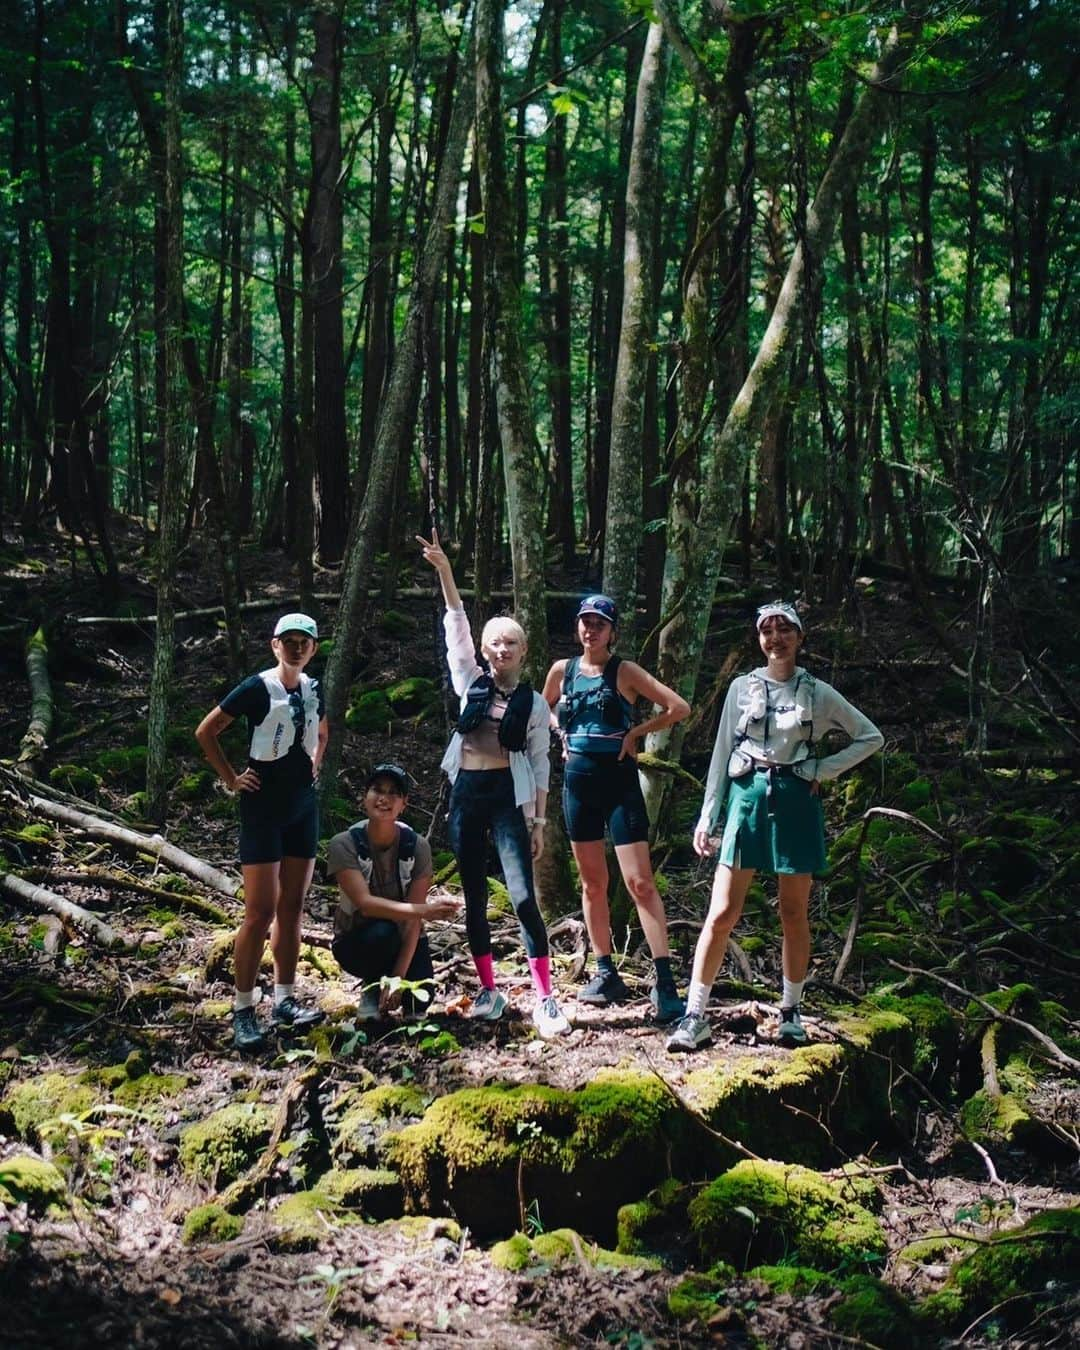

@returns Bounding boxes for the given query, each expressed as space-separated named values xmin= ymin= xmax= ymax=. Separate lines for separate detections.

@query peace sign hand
xmin=416 ymin=528 xmax=452 ymax=576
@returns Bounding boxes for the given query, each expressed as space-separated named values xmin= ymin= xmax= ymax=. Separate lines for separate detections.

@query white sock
xmin=234 ymin=989 xmax=256 ymax=1011
xmin=687 ymin=980 xmax=712 ymax=1018
xmin=274 ymin=983 xmax=295 ymax=1007
xmin=782 ymin=978 xmax=805 ymax=1009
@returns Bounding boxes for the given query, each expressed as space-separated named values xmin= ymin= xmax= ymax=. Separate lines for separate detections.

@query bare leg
xmin=777 ymin=872 xmax=812 ymax=984
xmin=270 ymin=855 xmax=316 ymax=986
xmin=570 ymin=839 xmax=615 ymax=954
xmin=613 ymin=840 xmax=671 ymax=957
xmin=689 ymin=865 xmax=757 ymax=988
xmin=235 ymin=862 xmax=280 ymax=993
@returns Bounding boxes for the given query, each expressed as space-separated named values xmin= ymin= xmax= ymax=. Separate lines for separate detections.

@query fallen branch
xmin=644 ymin=1051 xmax=763 ymax=1161
xmin=13 ymin=792 xmax=239 ymax=896
xmin=19 ymin=867 xmax=233 ymax=924
xmin=0 ymin=872 xmax=123 ymax=948
xmin=888 ymin=960 xmax=1080 ymax=1076
xmin=16 ymin=627 xmax=53 ymax=775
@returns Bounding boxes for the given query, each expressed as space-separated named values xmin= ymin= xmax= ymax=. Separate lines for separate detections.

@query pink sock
xmin=528 ymin=956 xmax=552 ymax=998
xmin=473 ymin=953 xmax=496 ymax=991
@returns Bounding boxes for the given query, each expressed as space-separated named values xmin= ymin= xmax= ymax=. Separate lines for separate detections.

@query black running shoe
xmin=578 ymin=968 xmax=631 ymax=1005
xmin=271 ymin=996 xmax=325 ymax=1030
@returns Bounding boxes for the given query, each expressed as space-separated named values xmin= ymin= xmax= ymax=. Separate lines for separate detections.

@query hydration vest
xmin=346 ymin=819 xmax=418 ymax=899
xmin=456 ymin=672 xmax=533 ymax=752
xmin=248 ymin=671 xmax=321 ymax=763
xmin=727 ymin=670 xmax=815 ymax=778
xmin=557 ymin=655 xmax=633 ymax=750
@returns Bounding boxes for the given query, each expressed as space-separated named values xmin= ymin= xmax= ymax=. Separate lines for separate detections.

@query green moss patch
xmin=491 ymin=1228 xmax=660 ymax=1273
xmin=0 ymin=1153 xmax=67 ymax=1212
xmin=268 ymin=1189 xmax=354 ymax=1251
xmin=667 ymin=1263 xmax=737 ymax=1322
xmin=345 ymin=689 xmax=393 ymax=733
xmin=178 ymin=1103 xmax=274 ymax=1185
xmin=1 ymin=1072 xmax=99 ymax=1145
xmin=830 ymin=1274 xmax=920 ymax=1347
xmin=616 ymin=1178 xmax=688 ymax=1256
xmin=331 ymin=1084 xmax=428 ymax=1166
xmin=746 ymin=1263 xmax=831 ymax=1294
xmin=315 ymin=1166 xmax=404 ymax=1220
xmin=689 ymin=1160 xmax=886 ymax=1272
xmin=182 ymin=1202 xmax=245 ymax=1245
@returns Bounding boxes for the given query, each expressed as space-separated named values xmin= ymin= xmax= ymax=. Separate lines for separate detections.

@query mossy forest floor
xmin=1 ymin=526 xmax=1078 ymax=1347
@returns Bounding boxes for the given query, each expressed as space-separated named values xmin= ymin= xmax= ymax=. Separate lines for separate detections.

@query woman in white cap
xmin=196 ymin=613 xmax=328 ymax=1051
xmin=666 ymin=601 xmax=883 ymax=1052
xmin=542 ymin=595 xmax=690 ymax=1024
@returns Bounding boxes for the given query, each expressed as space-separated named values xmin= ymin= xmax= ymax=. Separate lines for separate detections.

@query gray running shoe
xmin=232 ymin=1006 xmax=266 ymax=1052
xmin=468 ymin=988 xmax=508 ymax=1021
xmin=355 ymin=988 xmax=382 ymax=1022
xmin=650 ymin=983 xmax=686 ymax=1025
xmin=578 ymin=968 xmax=630 ymax=1005
xmin=778 ymin=1004 xmax=808 ymax=1045
xmin=271 ymin=995 xmax=325 ymax=1030
xmin=666 ymin=1013 xmax=712 ymax=1053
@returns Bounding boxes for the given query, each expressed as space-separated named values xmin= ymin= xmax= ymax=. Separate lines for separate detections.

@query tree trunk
xmin=602 ymin=21 xmax=668 ymax=644
xmin=474 ymin=0 xmax=549 ymax=679
xmin=644 ymin=23 xmax=911 ymax=813
xmin=320 ymin=35 xmax=474 ymax=791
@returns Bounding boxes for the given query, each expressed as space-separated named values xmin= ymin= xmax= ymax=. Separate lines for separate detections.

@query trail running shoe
xmin=468 ymin=988 xmax=508 ymax=1021
xmin=665 ymin=1013 xmax=712 ymax=1053
xmin=532 ymin=995 xmax=571 ymax=1039
xmin=270 ymin=995 xmax=325 ymax=1030
xmin=355 ymin=988 xmax=382 ymax=1022
xmin=778 ymin=1004 xmax=808 ymax=1045
xmin=578 ymin=969 xmax=631 ymax=1005
xmin=650 ymin=982 xmax=686 ymax=1025
xmin=232 ymin=1006 xmax=267 ymax=1052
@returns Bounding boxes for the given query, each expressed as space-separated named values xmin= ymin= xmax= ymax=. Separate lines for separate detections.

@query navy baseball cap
xmin=577 ymin=594 xmax=618 ymax=626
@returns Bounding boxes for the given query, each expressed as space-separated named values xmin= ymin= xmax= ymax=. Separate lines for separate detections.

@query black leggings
xmin=447 ymin=769 xmax=548 ymax=960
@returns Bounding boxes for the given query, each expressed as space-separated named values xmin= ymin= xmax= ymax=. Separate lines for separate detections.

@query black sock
xmin=597 ymin=954 xmax=616 ymax=976
xmin=654 ymin=956 xmax=674 ymax=987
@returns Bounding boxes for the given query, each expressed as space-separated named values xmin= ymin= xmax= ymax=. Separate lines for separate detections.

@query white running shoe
xmin=532 ymin=994 xmax=571 ymax=1039
xmin=665 ymin=1013 xmax=712 ymax=1053
xmin=468 ymin=988 xmax=508 ymax=1021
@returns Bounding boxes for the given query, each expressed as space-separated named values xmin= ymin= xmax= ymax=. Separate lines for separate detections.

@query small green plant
xmin=40 ymin=1104 xmax=137 ymax=1179
xmin=524 ymin=1198 xmax=544 ymax=1238
xmin=300 ymin=1261 xmax=365 ymax=1315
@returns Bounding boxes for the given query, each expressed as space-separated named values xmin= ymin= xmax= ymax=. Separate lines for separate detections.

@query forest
xmin=0 ymin=0 xmax=1077 ymax=1346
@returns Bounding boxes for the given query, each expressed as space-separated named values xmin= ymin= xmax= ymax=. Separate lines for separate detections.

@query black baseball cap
xmin=366 ymin=763 xmax=409 ymax=795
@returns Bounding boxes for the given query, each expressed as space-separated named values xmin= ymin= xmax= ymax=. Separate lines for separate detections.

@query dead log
xmin=16 ymin=627 xmax=53 ymax=775
xmin=0 ymin=872 xmax=123 ymax=948
xmin=19 ymin=867 xmax=233 ymax=924
xmin=13 ymin=792 xmax=240 ymax=896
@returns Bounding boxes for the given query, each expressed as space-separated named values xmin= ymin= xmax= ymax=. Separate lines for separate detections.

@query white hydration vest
xmin=248 ymin=670 xmax=321 ymax=762
xmin=727 ymin=670 xmax=815 ymax=778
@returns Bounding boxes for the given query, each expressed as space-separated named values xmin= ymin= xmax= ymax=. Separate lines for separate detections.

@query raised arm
xmin=416 ymin=528 xmax=463 ymax=610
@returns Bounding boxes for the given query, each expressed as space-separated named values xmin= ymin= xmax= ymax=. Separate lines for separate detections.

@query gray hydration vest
xmin=346 ymin=819 xmax=418 ymax=899
xmin=727 ymin=670 xmax=815 ymax=778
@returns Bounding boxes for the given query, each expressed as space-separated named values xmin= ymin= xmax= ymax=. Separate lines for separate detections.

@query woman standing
xmin=666 ymin=601 xmax=883 ymax=1052
xmin=542 ymin=596 xmax=690 ymax=1024
xmin=196 ymin=613 xmax=329 ymax=1051
xmin=418 ymin=531 xmax=570 ymax=1039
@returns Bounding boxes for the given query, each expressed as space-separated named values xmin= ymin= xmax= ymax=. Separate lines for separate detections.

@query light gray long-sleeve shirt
xmin=697 ymin=667 xmax=883 ymax=836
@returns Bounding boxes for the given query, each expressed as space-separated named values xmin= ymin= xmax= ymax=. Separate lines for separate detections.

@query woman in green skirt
xmin=667 ymin=602 xmax=883 ymax=1052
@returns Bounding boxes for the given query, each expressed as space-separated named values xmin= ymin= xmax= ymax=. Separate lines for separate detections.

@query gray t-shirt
xmin=326 ymin=825 xmax=433 ymax=938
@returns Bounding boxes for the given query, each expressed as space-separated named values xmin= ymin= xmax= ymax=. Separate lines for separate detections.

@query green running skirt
xmin=719 ymin=770 xmax=826 ymax=875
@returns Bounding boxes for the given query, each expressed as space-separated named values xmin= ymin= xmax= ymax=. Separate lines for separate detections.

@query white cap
xmin=755 ymin=602 xmax=802 ymax=632
xmin=273 ymin=612 xmax=318 ymax=639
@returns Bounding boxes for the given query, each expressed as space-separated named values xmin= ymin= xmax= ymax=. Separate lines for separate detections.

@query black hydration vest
xmin=347 ymin=819 xmax=418 ymax=899
xmin=557 ymin=654 xmax=631 ymax=733
xmin=456 ymin=673 xmax=533 ymax=752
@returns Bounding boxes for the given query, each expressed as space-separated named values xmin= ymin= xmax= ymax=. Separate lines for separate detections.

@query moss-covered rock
xmin=615 ymin=1178 xmax=688 ymax=1255
xmin=181 ymin=1202 xmax=245 ymax=1245
xmin=867 ymin=992 xmax=959 ymax=1087
xmin=491 ymin=1228 xmax=659 ymax=1273
xmin=385 ymin=676 xmax=438 ymax=714
xmin=48 ymin=764 xmax=102 ymax=795
xmin=268 ymin=1189 xmax=352 ymax=1251
xmin=920 ymin=1208 xmax=1080 ymax=1330
xmin=0 ymin=1152 xmax=67 ymax=1212
xmin=830 ymin=1274 xmax=920 ymax=1347
xmin=688 ymin=1160 xmax=886 ymax=1272
xmin=378 ymin=609 xmax=417 ymax=639
xmin=345 ymin=688 xmax=393 ymax=733
xmin=1 ymin=1072 xmax=99 ymax=1145
xmin=315 ymin=1166 xmax=404 ymax=1220
xmin=174 ymin=770 xmax=215 ymax=802
xmin=388 ymin=1072 xmax=680 ymax=1240
xmin=178 ymin=1102 xmax=274 ymax=1184
xmin=667 ymin=1263 xmax=737 ymax=1321
xmin=331 ymin=1084 xmax=428 ymax=1167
